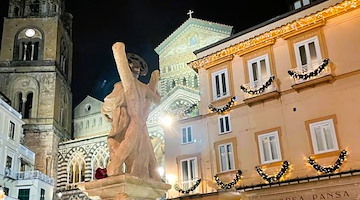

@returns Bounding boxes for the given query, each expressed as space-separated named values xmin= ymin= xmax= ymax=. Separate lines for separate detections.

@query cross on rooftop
xmin=187 ymin=10 xmax=194 ymax=18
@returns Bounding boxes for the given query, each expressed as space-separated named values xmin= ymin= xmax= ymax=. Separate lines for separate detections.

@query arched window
xmin=86 ymin=120 xmax=89 ymax=129
xmin=91 ymin=147 xmax=109 ymax=180
xmin=172 ymin=80 xmax=176 ymax=88
xmin=182 ymin=77 xmax=187 ymax=86
xmin=194 ymin=75 xmax=198 ymax=88
xmin=15 ymin=92 xmax=23 ymax=113
xmin=68 ymin=152 xmax=86 ymax=184
xmin=29 ymin=0 xmax=40 ymax=15
xmin=99 ymin=117 xmax=102 ymax=126
xmin=14 ymin=28 xmax=43 ymax=61
xmin=24 ymin=92 xmax=33 ymax=118
xmin=60 ymin=39 xmax=69 ymax=77
xmin=166 ymin=80 xmax=171 ymax=92
xmin=14 ymin=7 xmax=20 ymax=17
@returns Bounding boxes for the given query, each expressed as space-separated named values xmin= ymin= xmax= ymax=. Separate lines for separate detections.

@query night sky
xmin=0 ymin=0 xmax=289 ymax=107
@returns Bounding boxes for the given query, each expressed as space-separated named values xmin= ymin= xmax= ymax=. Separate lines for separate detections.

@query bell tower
xmin=0 ymin=0 xmax=73 ymax=179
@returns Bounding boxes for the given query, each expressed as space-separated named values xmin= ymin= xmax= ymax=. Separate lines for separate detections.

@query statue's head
xmin=127 ymin=53 xmax=148 ymax=78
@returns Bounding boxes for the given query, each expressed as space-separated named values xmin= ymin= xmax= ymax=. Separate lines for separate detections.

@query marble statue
xmin=101 ymin=42 xmax=161 ymax=181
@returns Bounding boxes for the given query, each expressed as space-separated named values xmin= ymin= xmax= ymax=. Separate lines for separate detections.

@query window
xmin=5 ymin=156 xmax=12 ymax=176
xmin=211 ymin=69 xmax=230 ymax=101
xmin=309 ymin=119 xmax=338 ymax=154
xmin=258 ymin=131 xmax=282 ymax=164
xmin=218 ymin=143 xmax=235 ymax=172
xmin=40 ymin=189 xmax=45 ymax=200
xmin=14 ymin=28 xmax=43 ymax=61
xmin=181 ymin=126 xmax=193 ymax=144
xmin=219 ymin=114 xmax=231 ymax=134
xmin=294 ymin=0 xmax=310 ymax=9
xmin=9 ymin=121 xmax=15 ymax=140
xmin=247 ymin=54 xmax=271 ymax=88
xmin=180 ymin=158 xmax=198 ymax=191
xmin=68 ymin=152 xmax=86 ymax=184
xmin=24 ymin=92 xmax=33 ymax=119
xmin=91 ymin=147 xmax=109 ymax=179
xmin=18 ymin=189 xmax=30 ymax=200
xmin=294 ymin=36 xmax=322 ymax=72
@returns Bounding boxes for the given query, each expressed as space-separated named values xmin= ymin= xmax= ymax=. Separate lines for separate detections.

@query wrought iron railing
xmin=16 ymin=170 xmax=55 ymax=185
xmin=241 ymin=76 xmax=277 ymax=99
xmin=288 ymin=59 xmax=331 ymax=85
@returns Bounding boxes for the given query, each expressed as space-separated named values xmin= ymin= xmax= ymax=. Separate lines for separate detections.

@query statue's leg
xmin=130 ymin=132 xmax=150 ymax=179
xmin=108 ymin=121 xmax=140 ymax=176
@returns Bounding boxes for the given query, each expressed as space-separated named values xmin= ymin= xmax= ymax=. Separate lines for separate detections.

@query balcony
xmin=19 ymin=144 xmax=35 ymax=163
xmin=16 ymin=171 xmax=55 ymax=186
xmin=288 ymin=59 xmax=333 ymax=91
xmin=240 ymin=76 xmax=280 ymax=105
xmin=175 ymin=178 xmax=201 ymax=195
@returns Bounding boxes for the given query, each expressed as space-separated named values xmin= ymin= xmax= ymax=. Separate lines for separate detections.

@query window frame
xmin=257 ymin=131 xmax=282 ymax=164
xmin=181 ymin=125 xmax=193 ymax=144
xmin=218 ymin=142 xmax=235 ymax=172
xmin=309 ymin=119 xmax=339 ymax=154
xmin=179 ymin=157 xmax=198 ymax=183
xmin=218 ymin=114 xmax=231 ymax=135
xmin=247 ymin=54 xmax=272 ymax=87
xmin=211 ymin=68 xmax=230 ymax=101
xmin=9 ymin=121 xmax=15 ymax=140
xmin=294 ymin=36 xmax=322 ymax=71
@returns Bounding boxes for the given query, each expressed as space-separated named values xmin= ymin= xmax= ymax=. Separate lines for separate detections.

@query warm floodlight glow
xmin=25 ymin=29 xmax=36 ymax=38
xmin=160 ymin=115 xmax=173 ymax=127
xmin=0 ymin=187 xmax=4 ymax=200
xmin=57 ymin=192 xmax=63 ymax=198
xmin=166 ymin=174 xmax=176 ymax=185
xmin=157 ymin=167 xmax=165 ymax=177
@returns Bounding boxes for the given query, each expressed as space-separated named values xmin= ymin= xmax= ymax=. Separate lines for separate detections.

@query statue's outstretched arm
xmin=112 ymin=42 xmax=136 ymax=99
xmin=147 ymin=70 xmax=161 ymax=105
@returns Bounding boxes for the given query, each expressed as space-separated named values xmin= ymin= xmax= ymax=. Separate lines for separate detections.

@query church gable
xmin=74 ymin=95 xmax=103 ymax=119
xmin=155 ymin=18 xmax=232 ymax=56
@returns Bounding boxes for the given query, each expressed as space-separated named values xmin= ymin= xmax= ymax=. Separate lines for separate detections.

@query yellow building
xmin=164 ymin=0 xmax=360 ymax=199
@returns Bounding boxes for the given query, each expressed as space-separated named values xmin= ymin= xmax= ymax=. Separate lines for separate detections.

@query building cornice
xmin=189 ymin=0 xmax=360 ymax=70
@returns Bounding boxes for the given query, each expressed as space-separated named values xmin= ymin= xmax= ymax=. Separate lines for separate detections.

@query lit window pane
xmin=260 ymin=59 xmax=267 ymax=79
xmin=182 ymin=128 xmax=187 ymax=143
xmin=262 ymin=138 xmax=270 ymax=161
xmin=187 ymin=127 xmax=192 ymax=142
xmin=227 ymin=144 xmax=234 ymax=170
xmin=323 ymin=124 xmax=334 ymax=150
xmin=190 ymin=159 xmax=195 ymax=179
xmin=303 ymin=0 xmax=310 ymax=6
xmin=220 ymin=146 xmax=226 ymax=171
xmin=182 ymin=161 xmax=189 ymax=180
xmin=314 ymin=126 xmax=325 ymax=151
xmin=269 ymin=136 xmax=278 ymax=160
xmin=294 ymin=1 xmax=301 ymax=9
xmin=308 ymin=42 xmax=318 ymax=64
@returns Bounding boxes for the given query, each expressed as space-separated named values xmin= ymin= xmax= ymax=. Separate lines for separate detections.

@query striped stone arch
xmin=65 ymin=147 xmax=87 ymax=184
xmin=57 ymin=153 xmax=67 ymax=190
xmin=149 ymin=131 xmax=164 ymax=142
xmin=86 ymin=141 xmax=108 ymax=181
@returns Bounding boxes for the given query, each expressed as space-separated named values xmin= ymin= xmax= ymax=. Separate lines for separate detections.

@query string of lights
xmin=240 ymin=76 xmax=275 ymax=95
xmin=214 ymin=170 xmax=242 ymax=189
xmin=288 ymin=58 xmax=330 ymax=80
xmin=308 ymin=150 xmax=347 ymax=174
xmin=174 ymin=179 xmax=202 ymax=194
xmin=208 ymin=96 xmax=236 ymax=114
xmin=255 ymin=161 xmax=290 ymax=183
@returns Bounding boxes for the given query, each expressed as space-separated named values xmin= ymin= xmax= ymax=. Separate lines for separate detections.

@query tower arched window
xmin=182 ymin=77 xmax=187 ymax=86
xmin=68 ymin=152 xmax=86 ymax=184
xmin=60 ymin=39 xmax=69 ymax=77
xmin=14 ymin=28 xmax=43 ymax=61
xmin=14 ymin=7 xmax=20 ymax=17
xmin=29 ymin=0 xmax=40 ymax=15
xmin=15 ymin=92 xmax=23 ymax=113
xmin=91 ymin=147 xmax=109 ymax=180
xmin=24 ymin=92 xmax=33 ymax=119
xmin=172 ymin=80 xmax=176 ymax=88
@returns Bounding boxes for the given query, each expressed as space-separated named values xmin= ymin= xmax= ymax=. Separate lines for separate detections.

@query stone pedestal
xmin=78 ymin=174 xmax=171 ymax=200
